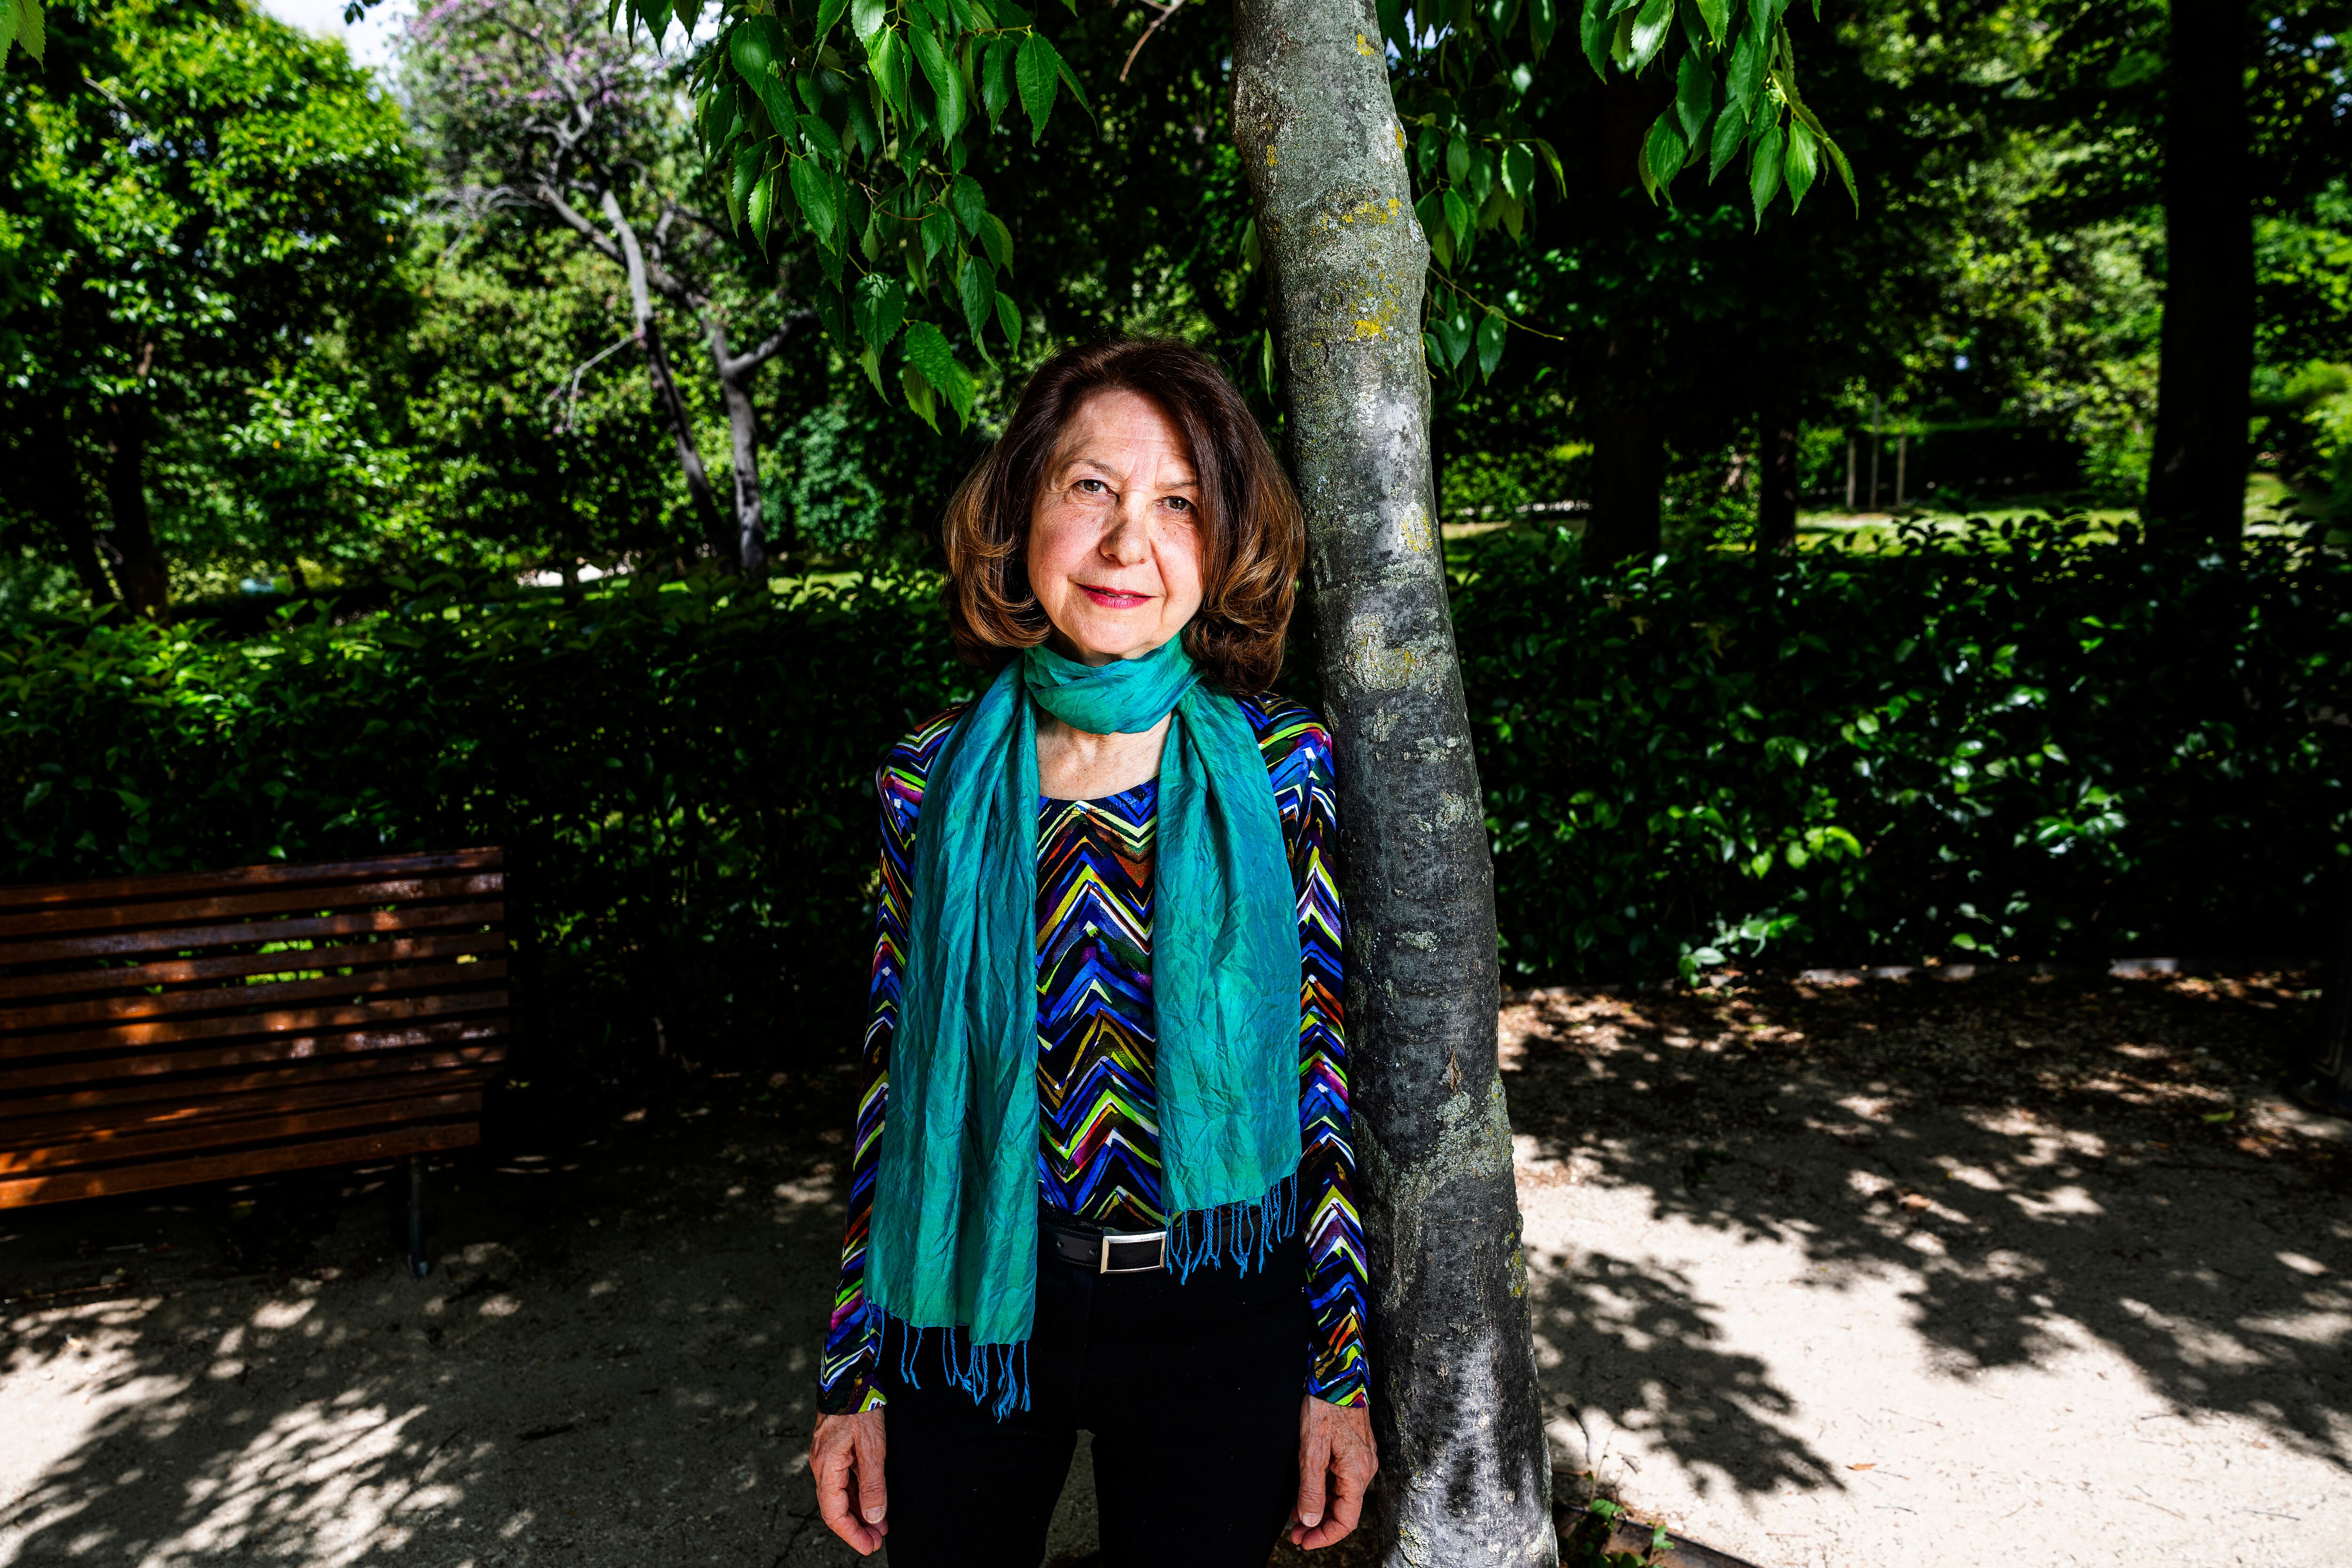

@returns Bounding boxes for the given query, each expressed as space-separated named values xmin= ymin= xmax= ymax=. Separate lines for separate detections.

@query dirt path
xmin=1508 ymin=971 xmax=2352 ymax=1567
xmin=0 ymin=973 xmax=2344 ymax=1567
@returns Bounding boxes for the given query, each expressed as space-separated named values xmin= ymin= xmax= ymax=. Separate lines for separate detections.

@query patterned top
xmin=818 ymin=691 xmax=1370 ymax=1412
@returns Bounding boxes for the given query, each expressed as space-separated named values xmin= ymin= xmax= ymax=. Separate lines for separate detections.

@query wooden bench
xmin=0 ymin=847 xmax=512 ymax=1276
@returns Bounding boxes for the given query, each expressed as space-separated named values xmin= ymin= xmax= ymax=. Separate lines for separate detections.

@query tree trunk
xmin=1756 ymin=409 xmax=1800 ymax=552
xmin=102 ymin=395 xmax=170 ymax=619
xmin=1231 ymin=3 xmax=1555 ymax=1565
xmin=708 ymin=318 xmax=771 ymax=576
xmin=1586 ymin=400 xmax=1663 ymax=565
xmin=2143 ymin=0 xmax=2253 ymax=550
xmin=9 ymin=409 xmax=116 ymax=605
xmin=2293 ymin=867 xmax=2352 ymax=1115
xmin=602 ymin=190 xmax=730 ymax=562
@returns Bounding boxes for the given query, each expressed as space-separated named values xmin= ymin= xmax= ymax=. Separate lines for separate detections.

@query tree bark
xmin=601 ymin=189 xmax=730 ymax=562
xmin=1756 ymin=409 xmax=1800 ymax=553
xmin=706 ymin=311 xmax=816 ymax=575
xmin=102 ymin=395 xmax=170 ymax=619
xmin=2293 ymin=867 xmax=2352 ymax=1114
xmin=1586 ymin=400 xmax=1663 ymax=565
xmin=1231 ymin=4 xmax=1554 ymax=1565
xmin=2143 ymin=0 xmax=2253 ymax=551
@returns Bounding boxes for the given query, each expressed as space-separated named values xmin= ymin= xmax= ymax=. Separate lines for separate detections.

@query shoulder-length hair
xmin=940 ymin=338 xmax=1304 ymax=695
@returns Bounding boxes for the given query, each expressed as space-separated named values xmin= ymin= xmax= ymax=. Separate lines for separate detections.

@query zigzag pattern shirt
xmin=818 ymin=691 xmax=1371 ymax=1412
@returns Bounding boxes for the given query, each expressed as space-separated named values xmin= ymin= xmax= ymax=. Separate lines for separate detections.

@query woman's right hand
xmin=810 ymin=1409 xmax=890 ymax=1554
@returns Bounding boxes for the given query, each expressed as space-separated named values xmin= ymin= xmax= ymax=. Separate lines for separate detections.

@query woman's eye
xmin=1075 ymin=479 xmax=1109 ymax=496
xmin=1163 ymin=496 xmax=1193 ymax=514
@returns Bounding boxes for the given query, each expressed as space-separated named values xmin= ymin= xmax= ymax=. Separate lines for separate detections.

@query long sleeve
xmin=1266 ymin=705 xmax=1371 ymax=1407
xmin=818 ymin=711 xmax=957 ymax=1414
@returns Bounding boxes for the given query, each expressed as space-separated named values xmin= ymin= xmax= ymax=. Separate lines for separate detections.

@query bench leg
xmin=407 ymin=1156 xmax=429 ymax=1281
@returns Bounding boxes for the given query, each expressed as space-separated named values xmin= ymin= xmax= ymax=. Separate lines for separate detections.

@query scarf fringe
xmin=1167 ymin=1169 xmax=1300 ymax=1283
xmin=878 ymin=1174 xmax=1300 ymax=1422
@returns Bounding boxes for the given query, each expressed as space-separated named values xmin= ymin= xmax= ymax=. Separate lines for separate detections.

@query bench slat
xmin=0 ymin=848 xmax=502 ymax=914
xmin=0 ymin=873 xmax=504 ymax=942
xmin=0 ymin=1090 xmax=485 ymax=1175
xmin=0 ymin=931 xmax=508 ymax=1003
xmin=0 ymin=1122 xmax=481 ymax=1209
xmin=0 ymin=1017 xmax=508 ymax=1093
xmin=2 ymin=990 xmax=509 ymax=1062
xmin=0 ymin=1042 xmax=508 ymax=1124
xmin=0 ymin=902 xmax=504 ymax=966
xmin=2 ymin=960 xmax=509 ymax=1033
xmin=0 ymin=1071 xmax=497 ymax=1149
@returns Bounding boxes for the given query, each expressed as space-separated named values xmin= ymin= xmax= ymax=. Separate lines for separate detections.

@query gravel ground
xmin=0 ymin=971 xmax=2344 ymax=1568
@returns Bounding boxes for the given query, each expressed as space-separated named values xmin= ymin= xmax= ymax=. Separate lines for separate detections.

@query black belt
xmin=1043 ymin=1218 xmax=1168 ymax=1274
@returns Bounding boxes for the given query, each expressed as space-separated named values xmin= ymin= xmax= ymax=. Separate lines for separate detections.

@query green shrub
xmin=0 ymin=569 xmax=967 ymax=1072
xmin=5 ymin=525 xmax=2348 ymax=1075
xmin=1455 ymin=520 xmax=2352 ymax=977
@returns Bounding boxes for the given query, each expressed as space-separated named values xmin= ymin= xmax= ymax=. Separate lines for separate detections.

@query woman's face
xmin=1026 ymin=389 xmax=1205 ymax=667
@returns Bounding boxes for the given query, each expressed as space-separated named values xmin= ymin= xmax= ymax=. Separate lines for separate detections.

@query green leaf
xmin=1442 ymin=188 xmax=1474 ymax=254
xmin=1239 ymin=217 xmax=1261 ymax=271
xmin=843 ymin=83 xmax=882 ymax=159
xmin=1528 ymin=0 xmax=1559 ymax=54
xmin=1628 ymin=0 xmax=1674 ymax=72
xmin=798 ymin=112 xmax=843 ymax=159
xmin=901 ymin=320 xmax=977 ymax=426
xmin=789 ymin=157 xmax=839 ymax=246
xmin=1643 ymin=112 xmax=1686 ymax=201
xmin=1015 ymin=32 xmax=1059 ymax=143
xmin=731 ymin=17 xmax=797 ymax=137
xmin=982 ymin=35 xmax=1016 ymax=124
xmin=1531 ymin=136 xmax=1567 ymax=197
xmin=1693 ymin=0 xmax=1726 ymax=41
xmin=853 ymin=274 xmax=908 ymax=350
xmin=1054 ymin=52 xmax=1091 ymax=119
xmin=994 ymin=289 xmax=1022 ymax=353
xmin=1749 ymin=117 xmax=1784 ymax=225
xmin=1783 ymin=114 xmax=1818 ymax=209
xmin=749 ymin=165 xmax=778 ymax=244
xmin=958 ymin=254 xmax=996 ymax=343
xmin=1432 ymin=309 xmax=1473 ymax=368
xmin=816 ymin=0 xmax=852 ymax=40
xmin=1476 ymin=310 xmax=1507 ymax=380
xmin=1579 ymin=0 xmax=1611 ymax=80
xmin=948 ymin=173 xmax=988 ymax=237
xmin=852 ymin=0 xmax=888 ymax=43
xmin=1501 ymin=143 xmax=1534 ymax=201
xmin=1706 ymin=105 xmax=1745 ymax=181
xmin=1820 ymin=128 xmax=1859 ymax=212
xmin=1445 ymin=134 xmax=1470 ymax=184
xmin=908 ymin=19 xmax=963 ymax=142
xmin=729 ymin=143 xmax=763 ymax=231
xmin=1376 ymin=0 xmax=1407 ymax=51
xmin=920 ymin=203 xmax=956 ymax=263
xmin=1675 ymin=49 xmax=1713 ymax=145
xmin=900 ymin=363 xmax=941 ymax=430
xmin=1725 ymin=25 xmax=1766 ymax=118
xmin=979 ymin=211 xmax=1016 ymax=271
xmin=0 ymin=0 xmax=22 ymax=61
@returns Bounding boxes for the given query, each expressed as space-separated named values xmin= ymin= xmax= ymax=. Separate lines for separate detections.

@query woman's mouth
xmin=1077 ymin=584 xmax=1153 ymax=610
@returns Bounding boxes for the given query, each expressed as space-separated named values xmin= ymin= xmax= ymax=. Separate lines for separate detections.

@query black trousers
xmin=879 ymin=1231 xmax=1308 ymax=1568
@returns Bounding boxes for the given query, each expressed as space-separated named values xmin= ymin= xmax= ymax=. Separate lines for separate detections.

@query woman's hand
xmin=1289 ymin=1394 xmax=1378 ymax=1549
xmin=810 ymin=1409 xmax=889 ymax=1555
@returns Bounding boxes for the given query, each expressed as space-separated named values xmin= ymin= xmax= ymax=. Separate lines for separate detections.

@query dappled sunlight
xmin=0 ymin=1102 xmax=869 ymax=1567
xmin=1508 ymin=972 xmax=2352 ymax=1562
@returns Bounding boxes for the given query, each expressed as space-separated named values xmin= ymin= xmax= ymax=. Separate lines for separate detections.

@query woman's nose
xmin=1100 ymin=505 xmax=1153 ymax=565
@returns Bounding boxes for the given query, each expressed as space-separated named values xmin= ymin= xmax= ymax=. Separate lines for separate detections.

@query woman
xmin=809 ymin=339 xmax=1376 ymax=1566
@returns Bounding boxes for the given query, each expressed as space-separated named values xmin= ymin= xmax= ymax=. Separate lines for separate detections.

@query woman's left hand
xmin=1289 ymin=1394 xmax=1378 ymax=1549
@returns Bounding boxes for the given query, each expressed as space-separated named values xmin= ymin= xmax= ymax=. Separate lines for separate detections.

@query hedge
xmin=4 ymin=523 xmax=2347 ymax=1071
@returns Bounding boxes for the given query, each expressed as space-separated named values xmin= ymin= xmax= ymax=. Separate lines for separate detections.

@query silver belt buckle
xmin=1099 ymin=1229 xmax=1168 ymax=1274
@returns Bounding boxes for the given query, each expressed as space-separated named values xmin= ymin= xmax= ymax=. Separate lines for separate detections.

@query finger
xmin=1294 ymin=1422 xmax=1333 ymax=1535
xmin=816 ymin=1445 xmax=882 ymax=1553
xmin=854 ymin=1421 xmax=890 ymax=1525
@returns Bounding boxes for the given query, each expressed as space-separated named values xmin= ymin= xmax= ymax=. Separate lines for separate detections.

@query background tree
xmin=0 ymin=0 xmax=413 ymax=617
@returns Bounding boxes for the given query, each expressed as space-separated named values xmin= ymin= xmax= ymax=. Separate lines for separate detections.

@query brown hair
xmin=940 ymin=338 xmax=1304 ymax=695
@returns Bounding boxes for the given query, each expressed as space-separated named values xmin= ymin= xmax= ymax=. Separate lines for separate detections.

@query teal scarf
xmin=867 ymin=637 xmax=1301 ymax=1412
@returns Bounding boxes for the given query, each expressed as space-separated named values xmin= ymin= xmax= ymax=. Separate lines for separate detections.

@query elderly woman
xmin=808 ymin=339 xmax=1376 ymax=1565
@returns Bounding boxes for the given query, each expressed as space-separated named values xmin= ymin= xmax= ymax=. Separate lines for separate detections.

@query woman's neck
xmin=1035 ymin=711 xmax=1173 ymax=800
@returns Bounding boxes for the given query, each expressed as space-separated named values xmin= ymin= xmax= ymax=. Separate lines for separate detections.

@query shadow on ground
xmin=0 ymin=1065 xmax=876 ymax=1567
xmin=1504 ymin=970 xmax=2352 ymax=1511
